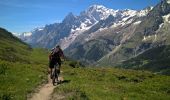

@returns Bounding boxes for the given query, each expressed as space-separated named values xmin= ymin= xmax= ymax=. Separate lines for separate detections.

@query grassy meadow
xmin=0 ymin=28 xmax=49 ymax=100
xmin=52 ymin=62 xmax=170 ymax=100
xmin=0 ymin=49 xmax=48 ymax=100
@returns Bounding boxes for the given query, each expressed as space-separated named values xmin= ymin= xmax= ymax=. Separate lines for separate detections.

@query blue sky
xmin=0 ymin=0 xmax=160 ymax=33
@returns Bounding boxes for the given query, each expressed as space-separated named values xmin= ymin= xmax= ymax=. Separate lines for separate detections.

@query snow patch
xmin=71 ymin=22 xmax=91 ymax=32
xmin=84 ymin=5 xmax=119 ymax=21
xmin=156 ymin=23 xmax=164 ymax=33
xmin=110 ymin=16 xmax=134 ymax=28
xmin=122 ymin=16 xmax=131 ymax=22
xmin=122 ymin=9 xmax=137 ymax=17
xmin=138 ymin=10 xmax=148 ymax=16
xmin=167 ymin=0 xmax=170 ymax=4
xmin=143 ymin=35 xmax=151 ymax=41
xmin=154 ymin=34 xmax=157 ymax=41
xmin=162 ymin=13 xmax=170 ymax=23
xmin=38 ymin=28 xmax=43 ymax=31
xmin=142 ymin=34 xmax=158 ymax=41
xmin=159 ymin=23 xmax=164 ymax=28
xmin=12 ymin=32 xmax=21 ymax=37
xmin=60 ymin=25 xmax=91 ymax=50
xmin=133 ymin=21 xmax=141 ymax=25
xmin=22 ymin=32 xmax=32 ymax=37
xmin=111 ymin=23 xmax=119 ymax=28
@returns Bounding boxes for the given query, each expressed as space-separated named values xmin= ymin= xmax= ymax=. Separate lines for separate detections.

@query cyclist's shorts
xmin=49 ymin=59 xmax=61 ymax=68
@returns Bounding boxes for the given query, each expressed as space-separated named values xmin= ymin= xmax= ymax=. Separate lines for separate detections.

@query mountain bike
xmin=52 ymin=63 xmax=60 ymax=86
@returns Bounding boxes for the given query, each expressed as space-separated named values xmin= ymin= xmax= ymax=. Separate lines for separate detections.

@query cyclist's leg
xmin=56 ymin=61 xmax=61 ymax=83
xmin=55 ymin=57 xmax=61 ymax=72
xmin=57 ymin=59 xmax=61 ymax=74
xmin=49 ymin=60 xmax=55 ymax=78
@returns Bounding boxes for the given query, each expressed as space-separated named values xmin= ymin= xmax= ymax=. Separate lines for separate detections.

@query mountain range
xmin=16 ymin=0 xmax=170 ymax=74
xmin=17 ymin=4 xmax=152 ymax=49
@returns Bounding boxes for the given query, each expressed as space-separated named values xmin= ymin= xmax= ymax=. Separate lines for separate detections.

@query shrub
xmin=0 ymin=64 xmax=8 ymax=75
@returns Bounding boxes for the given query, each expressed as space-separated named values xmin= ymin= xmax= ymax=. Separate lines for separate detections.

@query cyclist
xmin=49 ymin=45 xmax=65 ymax=79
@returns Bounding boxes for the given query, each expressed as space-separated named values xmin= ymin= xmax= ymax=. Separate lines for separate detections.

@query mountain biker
xmin=49 ymin=45 xmax=65 ymax=79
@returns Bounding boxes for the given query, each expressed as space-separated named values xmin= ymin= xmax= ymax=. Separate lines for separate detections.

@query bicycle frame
xmin=52 ymin=63 xmax=60 ymax=85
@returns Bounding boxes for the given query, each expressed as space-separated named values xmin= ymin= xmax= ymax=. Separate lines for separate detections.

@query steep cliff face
xmin=63 ymin=7 xmax=151 ymax=64
xmin=98 ymin=0 xmax=170 ymax=66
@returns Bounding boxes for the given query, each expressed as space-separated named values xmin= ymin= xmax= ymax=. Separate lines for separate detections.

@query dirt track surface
xmin=28 ymin=75 xmax=63 ymax=100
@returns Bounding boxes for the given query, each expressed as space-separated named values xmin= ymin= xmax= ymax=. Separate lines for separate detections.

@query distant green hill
xmin=119 ymin=45 xmax=170 ymax=75
xmin=0 ymin=28 xmax=48 ymax=99
xmin=0 ymin=28 xmax=31 ymax=62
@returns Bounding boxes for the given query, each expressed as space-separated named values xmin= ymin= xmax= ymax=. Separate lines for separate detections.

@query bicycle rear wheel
xmin=52 ymin=69 xmax=57 ymax=86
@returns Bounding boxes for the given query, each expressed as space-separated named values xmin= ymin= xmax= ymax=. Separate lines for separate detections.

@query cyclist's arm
xmin=59 ymin=49 xmax=65 ymax=59
xmin=49 ymin=53 xmax=52 ymax=60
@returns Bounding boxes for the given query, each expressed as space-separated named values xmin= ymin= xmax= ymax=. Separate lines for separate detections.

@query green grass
xmin=0 ymin=48 xmax=48 ymax=100
xmin=0 ymin=28 xmax=49 ymax=100
xmin=52 ymin=64 xmax=170 ymax=100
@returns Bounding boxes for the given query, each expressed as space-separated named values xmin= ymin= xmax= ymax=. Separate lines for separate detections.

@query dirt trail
xmin=28 ymin=75 xmax=63 ymax=100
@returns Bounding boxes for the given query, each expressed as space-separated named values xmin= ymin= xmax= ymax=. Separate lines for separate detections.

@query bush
xmin=0 ymin=93 xmax=12 ymax=100
xmin=0 ymin=64 xmax=8 ymax=75
xmin=69 ymin=61 xmax=78 ymax=68
xmin=69 ymin=61 xmax=85 ymax=68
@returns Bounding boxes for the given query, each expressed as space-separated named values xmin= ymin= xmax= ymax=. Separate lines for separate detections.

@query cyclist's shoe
xmin=57 ymin=80 xmax=62 ymax=85
xmin=56 ymin=81 xmax=59 ymax=85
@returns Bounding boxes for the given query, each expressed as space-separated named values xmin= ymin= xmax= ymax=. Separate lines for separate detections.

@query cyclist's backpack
xmin=51 ymin=48 xmax=60 ymax=59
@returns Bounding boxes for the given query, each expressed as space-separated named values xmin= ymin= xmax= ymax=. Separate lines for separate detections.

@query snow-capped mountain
xmin=12 ymin=32 xmax=21 ymax=37
xmin=18 ymin=4 xmax=152 ymax=49
xmin=63 ymin=7 xmax=152 ymax=64
xmin=59 ymin=5 xmax=152 ymax=49
xmin=80 ymin=5 xmax=119 ymax=21
xmin=59 ymin=5 xmax=118 ymax=49
xmin=63 ymin=0 xmax=170 ymax=65
xmin=60 ymin=5 xmax=124 ymax=49
xmin=17 ymin=4 xmax=153 ymax=64
xmin=15 ymin=0 xmax=170 ymax=74
xmin=13 ymin=32 xmax=32 ymax=42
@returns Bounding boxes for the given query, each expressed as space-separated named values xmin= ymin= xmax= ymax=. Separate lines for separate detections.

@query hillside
xmin=119 ymin=45 xmax=170 ymax=75
xmin=98 ymin=0 xmax=170 ymax=66
xmin=51 ymin=64 xmax=170 ymax=100
xmin=0 ymin=28 xmax=31 ymax=62
xmin=0 ymin=28 xmax=48 ymax=99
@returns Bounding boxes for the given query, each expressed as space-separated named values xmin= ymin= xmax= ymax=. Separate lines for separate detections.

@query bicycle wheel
xmin=52 ymin=69 xmax=56 ymax=86
xmin=56 ymin=70 xmax=60 ymax=83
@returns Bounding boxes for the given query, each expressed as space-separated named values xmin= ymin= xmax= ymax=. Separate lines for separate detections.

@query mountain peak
xmin=80 ymin=4 xmax=118 ymax=21
xmin=64 ymin=12 xmax=76 ymax=19
xmin=66 ymin=12 xmax=75 ymax=17
xmin=146 ymin=6 xmax=154 ymax=10
xmin=86 ymin=4 xmax=113 ymax=13
xmin=63 ymin=12 xmax=77 ymax=23
xmin=88 ymin=4 xmax=106 ymax=10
